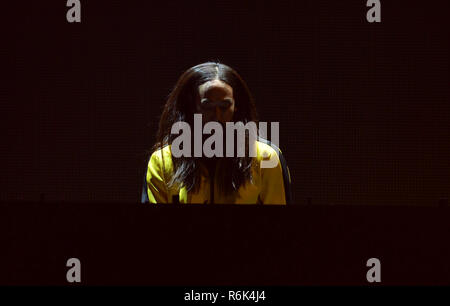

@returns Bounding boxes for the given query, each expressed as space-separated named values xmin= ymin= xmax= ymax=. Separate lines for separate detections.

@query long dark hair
xmin=153 ymin=62 xmax=258 ymax=197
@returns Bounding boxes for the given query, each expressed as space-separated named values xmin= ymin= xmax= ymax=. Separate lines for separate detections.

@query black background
xmin=2 ymin=0 xmax=449 ymax=205
xmin=1 ymin=1 xmax=450 ymax=287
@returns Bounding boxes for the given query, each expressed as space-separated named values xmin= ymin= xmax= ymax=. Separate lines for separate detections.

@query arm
xmin=259 ymin=150 xmax=287 ymax=205
xmin=146 ymin=150 xmax=168 ymax=203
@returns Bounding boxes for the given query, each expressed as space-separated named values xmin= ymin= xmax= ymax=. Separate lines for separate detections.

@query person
xmin=146 ymin=62 xmax=286 ymax=204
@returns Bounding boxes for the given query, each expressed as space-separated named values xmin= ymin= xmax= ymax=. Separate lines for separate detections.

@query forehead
xmin=198 ymin=80 xmax=233 ymax=98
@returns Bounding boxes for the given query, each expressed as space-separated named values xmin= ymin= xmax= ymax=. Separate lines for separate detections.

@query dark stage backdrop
xmin=2 ymin=0 xmax=449 ymax=205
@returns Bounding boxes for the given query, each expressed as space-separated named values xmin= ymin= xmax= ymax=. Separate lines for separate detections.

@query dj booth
xmin=1 ymin=202 xmax=449 ymax=286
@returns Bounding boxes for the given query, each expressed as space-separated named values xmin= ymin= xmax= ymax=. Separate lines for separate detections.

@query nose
xmin=215 ymin=106 xmax=223 ymax=122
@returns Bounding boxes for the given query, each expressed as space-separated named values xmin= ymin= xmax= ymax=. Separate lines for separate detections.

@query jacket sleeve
xmin=259 ymin=150 xmax=287 ymax=205
xmin=146 ymin=150 xmax=169 ymax=203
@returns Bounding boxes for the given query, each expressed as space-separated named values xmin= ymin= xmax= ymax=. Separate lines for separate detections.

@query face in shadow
xmin=196 ymin=79 xmax=236 ymax=125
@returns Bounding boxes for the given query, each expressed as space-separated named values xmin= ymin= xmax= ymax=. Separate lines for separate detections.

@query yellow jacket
xmin=146 ymin=141 xmax=286 ymax=204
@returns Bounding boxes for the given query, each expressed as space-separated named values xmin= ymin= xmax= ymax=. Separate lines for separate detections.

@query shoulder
xmin=148 ymin=145 xmax=174 ymax=172
xmin=255 ymin=140 xmax=281 ymax=162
